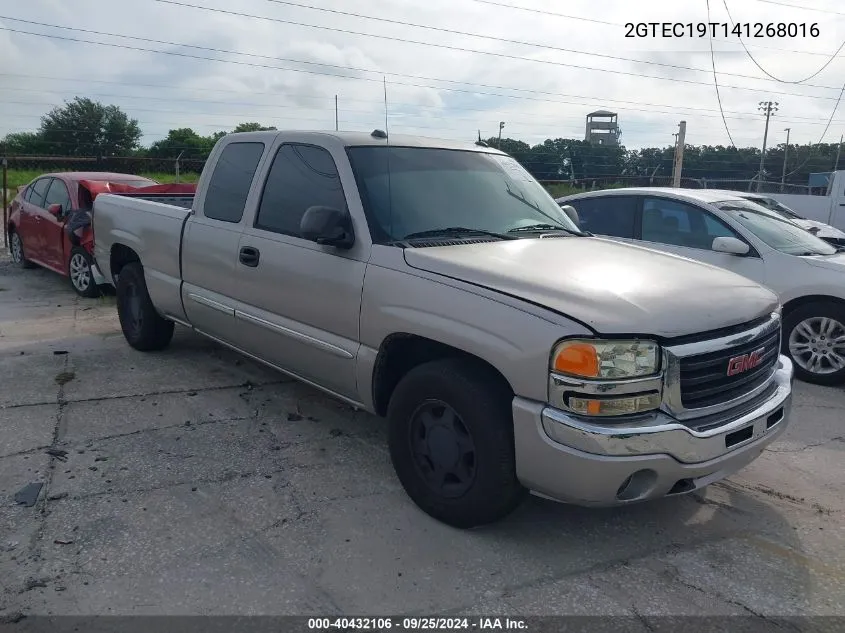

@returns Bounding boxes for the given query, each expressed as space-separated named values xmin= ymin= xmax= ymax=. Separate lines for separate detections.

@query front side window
xmin=713 ymin=199 xmax=836 ymax=256
xmin=641 ymin=197 xmax=736 ymax=250
xmin=255 ymin=144 xmax=347 ymax=237
xmin=203 ymin=142 xmax=265 ymax=223
xmin=567 ymin=196 xmax=638 ymax=238
xmin=346 ymin=147 xmax=579 ymax=243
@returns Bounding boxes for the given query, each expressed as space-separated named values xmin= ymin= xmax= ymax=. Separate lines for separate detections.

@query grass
xmin=2 ymin=168 xmax=201 ymax=190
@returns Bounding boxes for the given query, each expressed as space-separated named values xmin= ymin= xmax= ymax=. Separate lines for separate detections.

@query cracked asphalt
xmin=1 ymin=251 xmax=844 ymax=624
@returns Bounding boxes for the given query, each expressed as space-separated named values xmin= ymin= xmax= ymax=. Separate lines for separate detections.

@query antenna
xmin=383 ymin=77 xmax=393 ymax=239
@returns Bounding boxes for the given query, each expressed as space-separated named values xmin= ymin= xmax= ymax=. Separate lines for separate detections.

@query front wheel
xmin=387 ymin=358 xmax=526 ymax=528
xmin=783 ymin=302 xmax=845 ymax=385
xmin=68 ymin=247 xmax=101 ymax=298
xmin=116 ymin=262 xmax=174 ymax=351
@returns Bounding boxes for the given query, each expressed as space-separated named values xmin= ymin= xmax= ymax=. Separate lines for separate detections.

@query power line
xmin=752 ymin=0 xmax=845 ymax=16
xmin=706 ymin=0 xmax=739 ymax=148
xmin=6 ymin=70 xmax=844 ymax=124
xmin=463 ymin=0 xmax=840 ymax=58
xmin=721 ymin=0 xmax=845 ymax=84
xmin=3 ymin=18 xmax=845 ymax=108
xmin=151 ymin=1 xmax=845 ymax=94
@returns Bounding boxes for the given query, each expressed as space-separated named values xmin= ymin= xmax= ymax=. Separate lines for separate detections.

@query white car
xmin=557 ymin=187 xmax=845 ymax=385
xmin=704 ymin=190 xmax=845 ymax=247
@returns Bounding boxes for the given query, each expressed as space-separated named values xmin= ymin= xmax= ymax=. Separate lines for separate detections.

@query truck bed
xmin=92 ymin=194 xmax=191 ymax=314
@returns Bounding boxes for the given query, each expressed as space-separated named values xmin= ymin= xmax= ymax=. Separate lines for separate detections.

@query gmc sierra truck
xmin=92 ymin=130 xmax=794 ymax=528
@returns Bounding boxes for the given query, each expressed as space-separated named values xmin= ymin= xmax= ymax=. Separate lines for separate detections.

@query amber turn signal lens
xmin=553 ymin=342 xmax=599 ymax=378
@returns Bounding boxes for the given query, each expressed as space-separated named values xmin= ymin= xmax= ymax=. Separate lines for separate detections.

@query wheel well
xmin=783 ymin=295 xmax=845 ymax=316
xmin=371 ymin=333 xmax=513 ymax=417
xmin=110 ymin=244 xmax=141 ymax=279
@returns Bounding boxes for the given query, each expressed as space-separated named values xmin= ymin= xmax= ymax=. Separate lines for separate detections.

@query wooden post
xmin=2 ymin=156 xmax=7 ymax=249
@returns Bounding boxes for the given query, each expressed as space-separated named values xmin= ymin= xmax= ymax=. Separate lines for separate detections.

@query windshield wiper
xmin=398 ymin=227 xmax=518 ymax=241
xmin=508 ymin=223 xmax=581 ymax=235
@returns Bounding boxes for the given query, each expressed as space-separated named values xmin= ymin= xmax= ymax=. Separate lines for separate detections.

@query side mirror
xmin=300 ymin=206 xmax=354 ymax=249
xmin=807 ymin=226 xmax=820 ymax=235
xmin=47 ymin=203 xmax=63 ymax=217
xmin=712 ymin=236 xmax=750 ymax=256
xmin=559 ymin=204 xmax=579 ymax=226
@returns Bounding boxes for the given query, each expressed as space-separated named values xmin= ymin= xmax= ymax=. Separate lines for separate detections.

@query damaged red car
xmin=7 ymin=172 xmax=195 ymax=297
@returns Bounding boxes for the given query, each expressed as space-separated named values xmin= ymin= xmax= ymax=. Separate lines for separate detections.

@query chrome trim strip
xmin=548 ymin=372 xmax=662 ymax=411
xmin=187 ymin=292 xmax=234 ymax=315
xmin=193 ymin=328 xmax=366 ymax=410
xmin=662 ymin=311 xmax=781 ymax=420
xmin=541 ymin=355 xmax=792 ymax=463
xmin=234 ymin=310 xmax=354 ymax=360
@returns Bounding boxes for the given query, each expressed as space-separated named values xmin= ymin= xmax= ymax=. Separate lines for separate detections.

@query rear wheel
xmin=783 ymin=302 xmax=845 ymax=385
xmin=116 ymin=262 xmax=174 ymax=351
xmin=68 ymin=247 xmax=100 ymax=297
xmin=387 ymin=358 xmax=526 ymax=528
xmin=9 ymin=230 xmax=35 ymax=269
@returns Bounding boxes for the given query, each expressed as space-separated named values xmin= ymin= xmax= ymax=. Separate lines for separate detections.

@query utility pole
xmin=835 ymin=134 xmax=843 ymax=171
xmin=671 ymin=121 xmax=686 ymax=188
xmin=780 ymin=127 xmax=790 ymax=192
xmin=757 ymin=101 xmax=778 ymax=192
xmin=335 ymin=95 xmax=339 ymax=131
xmin=497 ymin=121 xmax=505 ymax=148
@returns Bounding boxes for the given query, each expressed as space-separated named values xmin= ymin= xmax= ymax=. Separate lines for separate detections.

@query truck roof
xmin=225 ymin=130 xmax=506 ymax=153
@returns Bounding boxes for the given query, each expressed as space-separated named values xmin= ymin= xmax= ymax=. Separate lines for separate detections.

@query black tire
xmin=116 ymin=262 xmax=175 ymax=351
xmin=387 ymin=357 xmax=526 ymax=528
xmin=67 ymin=246 xmax=101 ymax=298
xmin=9 ymin=230 xmax=36 ymax=269
xmin=782 ymin=301 xmax=845 ymax=385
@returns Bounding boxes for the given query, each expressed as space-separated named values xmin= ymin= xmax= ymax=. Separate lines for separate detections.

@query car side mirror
xmin=712 ymin=236 xmax=750 ymax=256
xmin=559 ymin=204 xmax=579 ymax=226
xmin=300 ymin=206 xmax=354 ymax=249
xmin=807 ymin=226 xmax=820 ymax=235
xmin=47 ymin=203 xmax=63 ymax=217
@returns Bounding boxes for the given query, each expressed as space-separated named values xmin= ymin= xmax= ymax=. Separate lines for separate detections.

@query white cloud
xmin=0 ymin=0 xmax=844 ymax=151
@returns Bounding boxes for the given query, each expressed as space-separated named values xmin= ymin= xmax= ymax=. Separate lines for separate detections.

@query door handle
xmin=239 ymin=246 xmax=260 ymax=267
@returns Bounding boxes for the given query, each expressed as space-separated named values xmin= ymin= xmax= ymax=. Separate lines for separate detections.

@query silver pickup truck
xmin=93 ymin=130 xmax=794 ymax=528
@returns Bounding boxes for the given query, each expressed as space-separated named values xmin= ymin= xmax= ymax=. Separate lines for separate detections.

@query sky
xmin=1 ymin=0 xmax=845 ymax=151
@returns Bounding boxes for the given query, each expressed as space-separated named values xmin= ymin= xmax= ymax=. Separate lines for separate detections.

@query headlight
xmin=551 ymin=339 xmax=659 ymax=379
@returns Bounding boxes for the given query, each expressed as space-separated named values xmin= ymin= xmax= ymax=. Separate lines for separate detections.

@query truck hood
xmin=792 ymin=218 xmax=845 ymax=240
xmin=403 ymin=237 xmax=779 ymax=338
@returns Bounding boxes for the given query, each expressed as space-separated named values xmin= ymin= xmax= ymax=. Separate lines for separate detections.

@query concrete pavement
xmin=1 ymin=253 xmax=843 ymax=623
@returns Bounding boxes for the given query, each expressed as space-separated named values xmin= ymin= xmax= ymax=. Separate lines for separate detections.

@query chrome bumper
xmin=512 ymin=355 xmax=793 ymax=506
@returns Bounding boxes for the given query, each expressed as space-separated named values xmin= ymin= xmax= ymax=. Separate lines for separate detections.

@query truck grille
xmin=679 ymin=325 xmax=780 ymax=409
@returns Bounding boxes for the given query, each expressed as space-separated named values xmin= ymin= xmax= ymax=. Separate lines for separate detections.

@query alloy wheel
xmin=69 ymin=252 xmax=91 ymax=292
xmin=788 ymin=316 xmax=845 ymax=375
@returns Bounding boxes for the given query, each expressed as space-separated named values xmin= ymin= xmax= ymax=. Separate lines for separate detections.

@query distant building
xmin=585 ymin=110 xmax=620 ymax=146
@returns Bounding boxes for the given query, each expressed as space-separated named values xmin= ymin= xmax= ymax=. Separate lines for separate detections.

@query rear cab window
xmin=202 ymin=142 xmax=266 ymax=223
xmin=567 ymin=195 xmax=638 ymax=238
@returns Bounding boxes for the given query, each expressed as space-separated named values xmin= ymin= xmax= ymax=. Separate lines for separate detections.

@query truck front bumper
xmin=513 ymin=355 xmax=793 ymax=506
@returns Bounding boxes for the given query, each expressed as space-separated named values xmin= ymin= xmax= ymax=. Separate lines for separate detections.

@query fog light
xmin=568 ymin=392 xmax=661 ymax=416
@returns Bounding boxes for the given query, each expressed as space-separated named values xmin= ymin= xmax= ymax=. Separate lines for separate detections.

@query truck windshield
xmin=714 ymin=199 xmax=836 ymax=256
xmin=346 ymin=146 xmax=581 ymax=243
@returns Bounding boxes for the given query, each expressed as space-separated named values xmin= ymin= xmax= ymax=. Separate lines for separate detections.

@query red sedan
xmin=8 ymin=172 xmax=189 ymax=297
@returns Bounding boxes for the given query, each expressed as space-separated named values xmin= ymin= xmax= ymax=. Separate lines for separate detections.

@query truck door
xmin=829 ymin=171 xmax=845 ymax=231
xmin=180 ymin=141 xmax=267 ymax=345
xmin=229 ymin=142 xmax=366 ymax=400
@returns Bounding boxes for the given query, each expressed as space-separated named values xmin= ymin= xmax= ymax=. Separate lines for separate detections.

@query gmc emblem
xmin=727 ymin=347 xmax=766 ymax=376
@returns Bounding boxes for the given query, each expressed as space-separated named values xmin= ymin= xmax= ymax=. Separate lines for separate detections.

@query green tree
xmin=147 ymin=128 xmax=217 ymax=159
xmin=39 ymin=97 xmax=142 ymax=156
xmin=232 ymin=122 xmax=277 ymax=133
